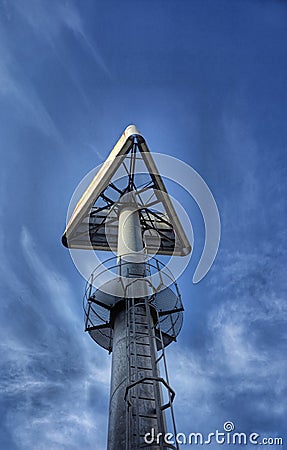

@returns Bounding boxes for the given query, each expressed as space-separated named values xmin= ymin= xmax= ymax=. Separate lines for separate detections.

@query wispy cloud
xmin=57 ymin=3 xmax=111 ymax=77
xmin=12 ymin=0 xmax=111 ymax=77
xmin=0 ymin=39 xmax=61 ymax=140
xmin=0 ymin=226 xmax=111 ymax=449
xmin=0 ymin=0 xmax=111 ymax=145
xmin=167 ymin=246 xmax=287 ymax=435
xmin=20 ymin=226 xmax=79 ymax=324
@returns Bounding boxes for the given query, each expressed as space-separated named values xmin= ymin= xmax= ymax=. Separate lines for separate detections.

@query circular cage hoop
xmin=83 ymin=255 xmax=184 ymax=352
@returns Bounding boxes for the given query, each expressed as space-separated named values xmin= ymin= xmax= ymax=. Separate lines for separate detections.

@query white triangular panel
xmin=62 ymin=125 xmax=191 ymax=256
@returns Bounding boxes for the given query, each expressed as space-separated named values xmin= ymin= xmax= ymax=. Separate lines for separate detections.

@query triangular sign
xmin=62 ymin=125 xmax=191 ymax=256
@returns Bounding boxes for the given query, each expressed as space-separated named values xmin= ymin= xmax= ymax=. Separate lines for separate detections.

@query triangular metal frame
xmin=62 ymin=125 xmax=191 ymax=256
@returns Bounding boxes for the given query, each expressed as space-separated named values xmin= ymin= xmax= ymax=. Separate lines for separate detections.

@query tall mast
xmin=62 ymin=126 xmax=190 ymax=449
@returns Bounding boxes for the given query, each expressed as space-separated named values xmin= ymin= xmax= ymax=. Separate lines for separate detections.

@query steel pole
xmin=107 ymin=198 xmax=166 ymax=450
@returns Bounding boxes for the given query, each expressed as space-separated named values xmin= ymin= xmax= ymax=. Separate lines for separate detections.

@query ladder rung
xmin=138 ymin=414 xmax=157 ymax=419
xmin=130 ymin=365 xmax=152 ymax=370
xmin=132 ymin=331 xmax=149 ymax=336
xmin=131 ymin=395 xmax=156 ymax=401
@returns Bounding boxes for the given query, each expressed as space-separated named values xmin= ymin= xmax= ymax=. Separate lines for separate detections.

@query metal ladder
xmin=124 ymin=294 xmax=179 ymax=450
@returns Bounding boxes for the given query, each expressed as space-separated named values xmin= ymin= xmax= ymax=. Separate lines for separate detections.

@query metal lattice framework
xmin=62 ymin=133 xmax=191 ymax=256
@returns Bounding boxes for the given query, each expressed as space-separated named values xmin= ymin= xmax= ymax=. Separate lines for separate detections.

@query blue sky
xmin=0 ymin=0 xmax=287 ymax=448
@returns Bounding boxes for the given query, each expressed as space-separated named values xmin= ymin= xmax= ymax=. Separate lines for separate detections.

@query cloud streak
xmin=0 ymin=49 xmax=60 ymax=140
xmin=167 ymin=246 xmax=287 ymax=438
xmin=0 ymin=226 xmax=111 ymax=449
xmin=12 ymin=0 xmax=111 ymax=77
